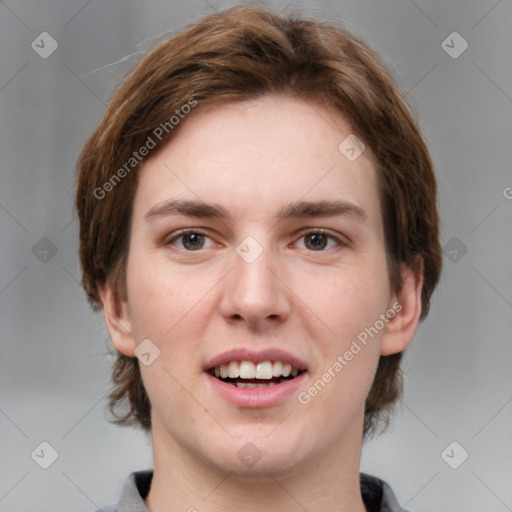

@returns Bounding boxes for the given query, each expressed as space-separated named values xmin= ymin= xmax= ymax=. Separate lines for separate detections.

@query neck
xmin=144 ymin=414 xmax=367 ymax=512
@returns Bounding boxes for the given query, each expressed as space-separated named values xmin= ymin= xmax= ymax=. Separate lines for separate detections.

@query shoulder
xmin=360 ymin=472 xmax=411 ymax=512
xmin=91 ymin=506 xmax=116 ymax=512
xmin=91 ymin=470 xmax=153 ymax=512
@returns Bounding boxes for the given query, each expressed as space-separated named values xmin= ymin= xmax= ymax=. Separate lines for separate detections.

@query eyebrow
xmin=144 ymin=199 xmax=367 ymax=222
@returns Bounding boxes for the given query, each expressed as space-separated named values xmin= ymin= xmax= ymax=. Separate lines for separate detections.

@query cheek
xmin=125 ymin=245 xmax=205 ymax=341
xmin=126 ymin=267 xmax=172 ymax=340
xmin=299 ymin=275 xmax=385 ymax=421
xmin=296 ymin=264 xmax=390 ymax=350
xmin=124 ymin=249 xmax=223 ymax=391
xmin=305 ymin=265 xmax=390 ymax=414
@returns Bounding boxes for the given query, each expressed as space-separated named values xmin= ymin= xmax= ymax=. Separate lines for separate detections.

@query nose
xmin=218 ymin=241 xmax=291 ymax=330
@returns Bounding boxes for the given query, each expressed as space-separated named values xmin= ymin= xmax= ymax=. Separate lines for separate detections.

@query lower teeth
xmin=233 ymin=381 xmax=280 ymax=388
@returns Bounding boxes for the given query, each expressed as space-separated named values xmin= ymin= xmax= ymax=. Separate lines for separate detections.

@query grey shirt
xmin=94 ymin=470 xmax=410 ymax=512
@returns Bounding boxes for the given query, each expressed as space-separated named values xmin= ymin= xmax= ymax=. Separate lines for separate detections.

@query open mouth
xmin=207 ymin=360 xmax=306 ymax=389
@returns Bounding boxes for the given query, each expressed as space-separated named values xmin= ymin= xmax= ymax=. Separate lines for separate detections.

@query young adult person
xmin=76 ymin=6 xmax=442 ymax=511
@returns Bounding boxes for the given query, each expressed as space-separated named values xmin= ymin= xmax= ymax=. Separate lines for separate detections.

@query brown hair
xmin=75 ymin=5 xmax=442 ymax=439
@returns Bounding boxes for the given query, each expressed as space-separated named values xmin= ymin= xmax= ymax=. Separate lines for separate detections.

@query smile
xmin=208 ymin=360 xmax=303 ymax=388
xmin=204 ymin=349 xmax=308 ymax=407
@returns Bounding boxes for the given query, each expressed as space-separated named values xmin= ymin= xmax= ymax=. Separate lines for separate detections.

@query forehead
xmin=134 ymin=95 xmax=381 ymax=230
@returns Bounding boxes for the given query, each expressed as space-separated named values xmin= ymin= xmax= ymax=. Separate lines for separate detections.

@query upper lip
xmin=203 ymin=348 xmax=308 ymax=372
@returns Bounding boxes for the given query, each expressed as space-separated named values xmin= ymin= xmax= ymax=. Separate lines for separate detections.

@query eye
xmin=164 ymin=228 xmax=346 ymax=252
xmin=295 ymin=229 xmax=345 ymax=251
xmin=165 ymin=229 xmax=215 ymax=251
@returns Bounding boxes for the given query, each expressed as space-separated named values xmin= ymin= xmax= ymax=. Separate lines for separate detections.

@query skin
xmin=100 ymin=95 xmax=423 ymax=512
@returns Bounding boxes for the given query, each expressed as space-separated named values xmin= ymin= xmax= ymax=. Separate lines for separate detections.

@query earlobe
xmin=380 ymin=261 xmax=424 ymax=356
xmin=97 ymin=282 xmax=137 ymax=357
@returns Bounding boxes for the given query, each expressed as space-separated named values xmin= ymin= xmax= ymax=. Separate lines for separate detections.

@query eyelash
xmin=164 ymin=228 xmax=346 ymax=252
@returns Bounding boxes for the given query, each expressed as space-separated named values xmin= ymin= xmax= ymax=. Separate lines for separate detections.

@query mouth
xmin=207 ymin=360 xmax=306 ymax=389
xmin=203 ymin=349 xmax=308 ymax=407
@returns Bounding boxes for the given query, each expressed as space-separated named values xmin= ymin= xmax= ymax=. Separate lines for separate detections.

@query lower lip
xmin=205 ymin=372 xmax=307 ymax=408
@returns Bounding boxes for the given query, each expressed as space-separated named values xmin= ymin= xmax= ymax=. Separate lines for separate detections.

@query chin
xmin=221 ymin=450 xmax=306 ymax=480
xmin=206 ymin=428 xmax=313 ymax=478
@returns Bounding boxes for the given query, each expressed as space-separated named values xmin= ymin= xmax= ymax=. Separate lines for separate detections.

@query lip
xmin=205 ymin=371 xmax=307 ymax=408
xmin=203 ymin=348 xmax=308 ymax=372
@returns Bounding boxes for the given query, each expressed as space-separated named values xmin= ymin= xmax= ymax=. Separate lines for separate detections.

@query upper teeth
xmin=213 ymin=360 xmax=300 ymax=379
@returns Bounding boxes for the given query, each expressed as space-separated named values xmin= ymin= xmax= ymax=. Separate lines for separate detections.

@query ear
xmin=380 ymin=260 xmax=424 ymax=356
xmin=97 ymin=282 xmax=137 ymax=357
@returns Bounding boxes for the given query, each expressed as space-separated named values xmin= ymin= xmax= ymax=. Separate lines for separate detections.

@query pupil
xmin=184 ymin=233 xmax=203 ymax=250
xmin=307 ymin=233 xmax=326 ymax=250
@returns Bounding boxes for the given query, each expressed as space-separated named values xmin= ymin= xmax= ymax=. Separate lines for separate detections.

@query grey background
xmin=1 ymin=0 xmax=511 ymax=511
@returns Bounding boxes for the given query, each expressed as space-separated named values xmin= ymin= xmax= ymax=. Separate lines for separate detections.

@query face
xmin=106 ymin=95 xmax=416 ymax=477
